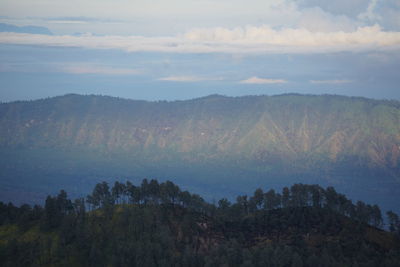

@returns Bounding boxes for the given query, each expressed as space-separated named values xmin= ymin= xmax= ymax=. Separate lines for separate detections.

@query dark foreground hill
xmin=0 ymin=94 xmax=399 ymax=211
xmin=1 ymin=180 xmax=400 ymax=267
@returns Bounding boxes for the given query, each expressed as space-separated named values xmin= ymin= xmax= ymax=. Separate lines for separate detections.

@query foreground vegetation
xmin=1 ymin=179 xmax=400 ymax=266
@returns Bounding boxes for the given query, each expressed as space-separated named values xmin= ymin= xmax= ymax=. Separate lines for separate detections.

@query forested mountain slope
xmin=0 ymin=94 xmax=399 ymax=211
xmin=1 ymin=180 xmax=400 ymax=267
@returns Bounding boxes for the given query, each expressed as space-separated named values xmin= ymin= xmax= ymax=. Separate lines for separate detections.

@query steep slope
xmin=0 ymin=94 xmax=399 ymax=210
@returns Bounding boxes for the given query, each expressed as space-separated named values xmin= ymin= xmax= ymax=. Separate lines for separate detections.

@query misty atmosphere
xmin=1 ymin=0 xmax=400 ymax=266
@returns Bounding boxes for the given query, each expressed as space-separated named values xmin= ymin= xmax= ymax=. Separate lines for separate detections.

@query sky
xmin=0 ymin=0 xmax=400 ymax=102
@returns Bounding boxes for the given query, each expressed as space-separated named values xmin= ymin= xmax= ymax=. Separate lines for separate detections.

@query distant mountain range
xmin=1 ymin=94 xmax=399 ymax=211
xmin=0 ymin=23 xmax=53 ymax=35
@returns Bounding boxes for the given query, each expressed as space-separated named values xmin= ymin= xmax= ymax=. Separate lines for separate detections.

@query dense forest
xmin=1 ymin=179 xmax=400 ymax=266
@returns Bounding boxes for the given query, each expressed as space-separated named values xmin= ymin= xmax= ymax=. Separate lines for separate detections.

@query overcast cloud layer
xmin=0 ymin=0 xmax=400 ymax=101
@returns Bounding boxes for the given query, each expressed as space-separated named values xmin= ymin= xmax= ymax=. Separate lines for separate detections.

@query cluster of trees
xmin=225 ymin=184 xmax=384 ymax=228
xmin=388 ymin=211 xmax=400 ymax=235
xmin=86 ymin=180 xmax=208 ymax=212
xmin=1 ymin=180 xmax=400 ymax=266
xmin=84 ymin=180 xmax=389 ymax=230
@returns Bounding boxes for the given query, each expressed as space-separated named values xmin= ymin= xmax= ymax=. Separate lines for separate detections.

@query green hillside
xmin=0 ymin=94 xmax=399 ymax=211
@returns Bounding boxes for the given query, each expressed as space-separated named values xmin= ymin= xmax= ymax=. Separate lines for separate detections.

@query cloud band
xmin=0 ymin=24 xmax=399 ymax=54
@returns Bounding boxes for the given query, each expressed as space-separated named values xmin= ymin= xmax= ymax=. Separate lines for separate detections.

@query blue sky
xmin=0 ymin=0 xmax=400 ymax=101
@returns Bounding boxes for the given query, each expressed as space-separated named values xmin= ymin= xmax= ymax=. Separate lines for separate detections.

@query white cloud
xmin=0 ymin=0 xmax=296 ymax=21
xmin=50 ymin=20 xmax=88 ymax=24
xmin=158 ymin=76 xmax=222 ymax=82
xmin=62 ymin=65 xmax=140 ymax=75
xmin=0 ymin=24 xmax=399 ymax=54
xmin=1 ymin=0 xmax=399 ymax=37
xmin=0 ymin=62 xmax=141 ymax=75
xmin=240 ymin=76 xmax=287 ymax=84
xmin=310 ymin=79 xmax=353 ymax=84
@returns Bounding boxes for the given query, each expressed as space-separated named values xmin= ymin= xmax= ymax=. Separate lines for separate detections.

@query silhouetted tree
xmin=87 ymin=182 xmax=113 ymax=209
xmin=387 ymin=210 xmax=400 ymax=235
xmin=111 ymin=181 xmax=125 ymax=204
xmin=264 ymin=189 xmax=277 ymax=210
xmin=282 ymin=187 xmax=291 ymax=208
xmin=250 ymin=188 xmax=264 ymax=211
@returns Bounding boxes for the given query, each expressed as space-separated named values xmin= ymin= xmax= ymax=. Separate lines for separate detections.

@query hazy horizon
xmin=3 ymin=91 xmax=400 ymax=105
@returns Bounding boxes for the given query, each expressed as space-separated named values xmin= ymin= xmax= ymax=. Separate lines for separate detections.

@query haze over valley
xmin=1 ymin=93 xmax=399 ymax=213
